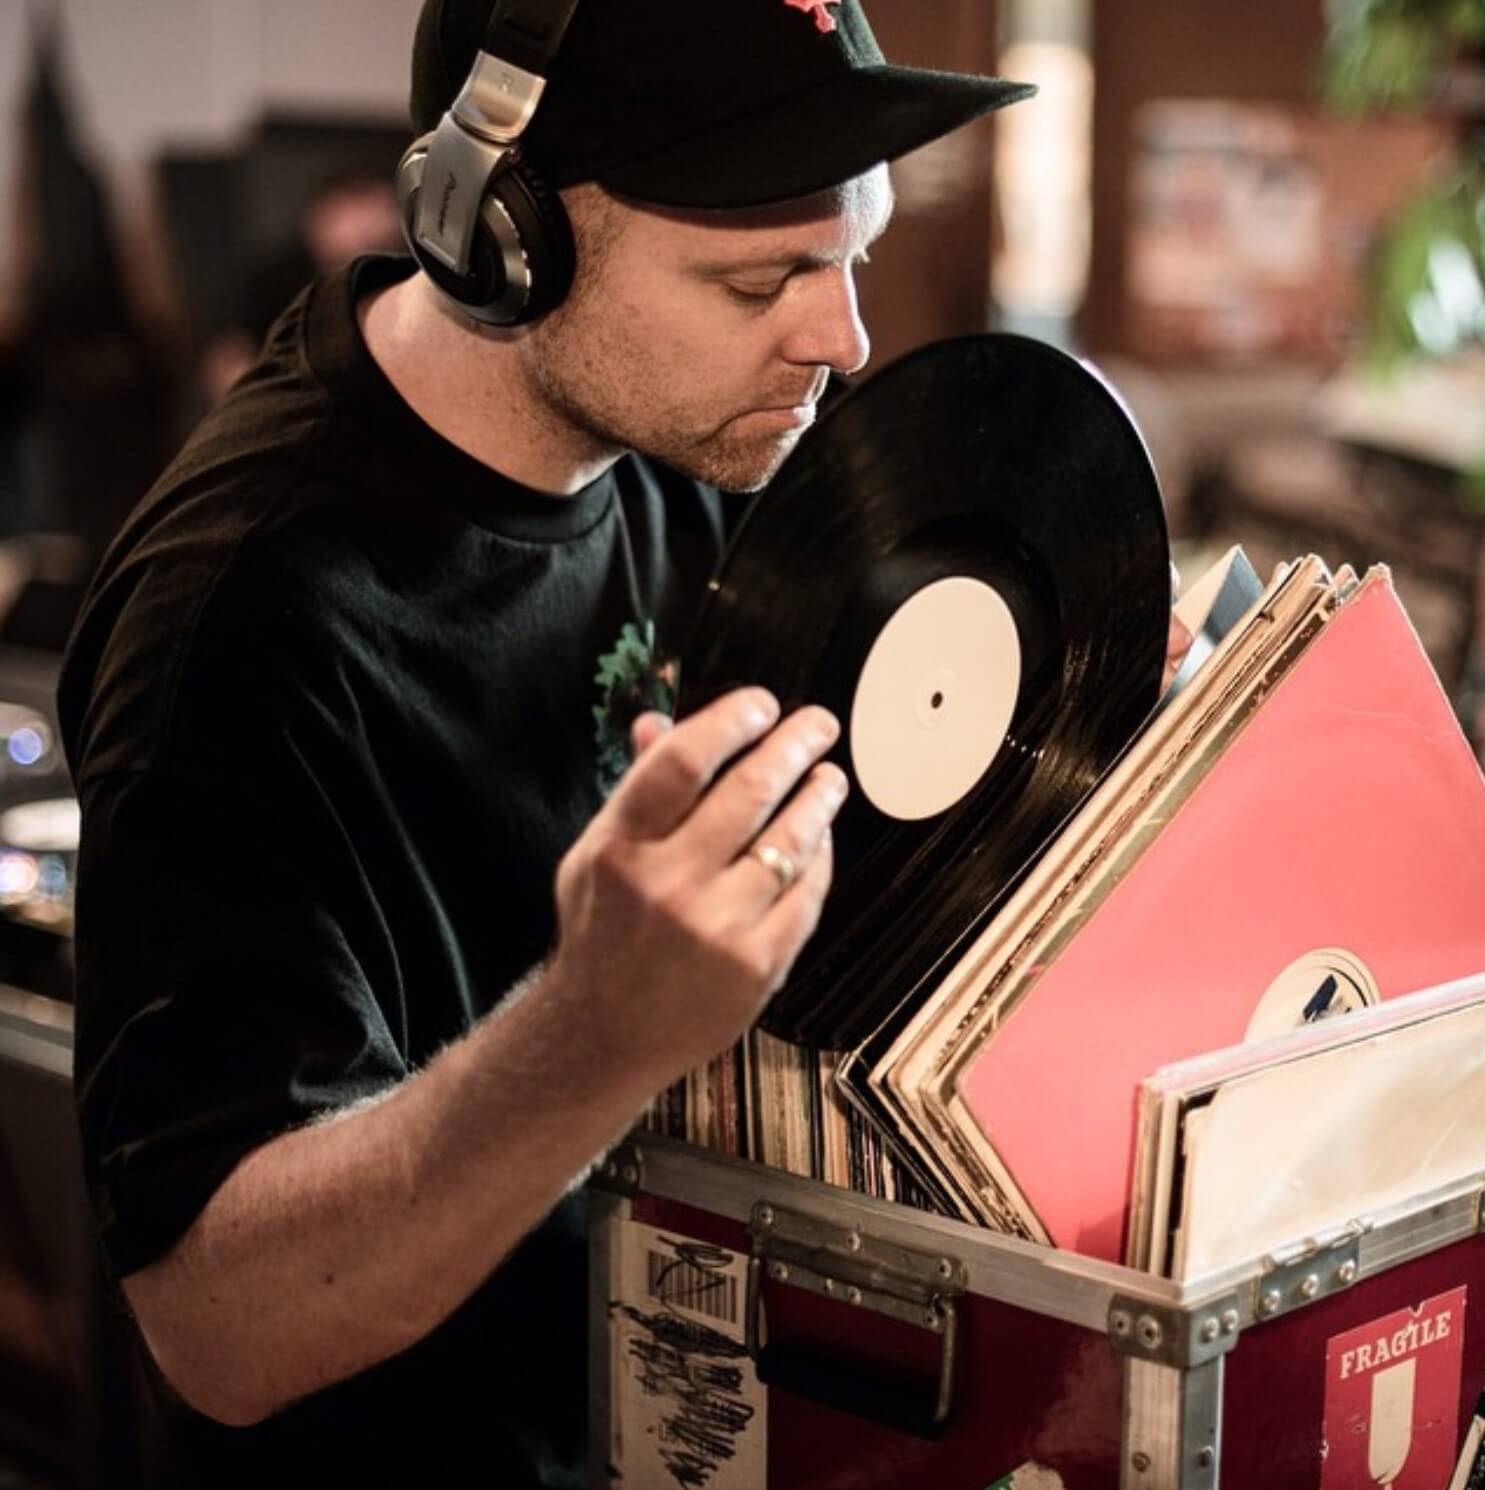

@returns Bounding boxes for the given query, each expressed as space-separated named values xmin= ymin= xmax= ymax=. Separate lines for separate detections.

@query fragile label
xmin=985 ymin=1466 xmax=1067 ymax=1490
xmin=1322 ymin=1286 xmax=1467 ymax=1488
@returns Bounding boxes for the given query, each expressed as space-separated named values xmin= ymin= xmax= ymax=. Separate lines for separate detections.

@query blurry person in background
xmin=0 ymin=5 xmax=176 ymax=649
xmin=0 ymin=323 xmax=40 ymax=542
xmin=199 ymin=173 xmax=404 ymax=403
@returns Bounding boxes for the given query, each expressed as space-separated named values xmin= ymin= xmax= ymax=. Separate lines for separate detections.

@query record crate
xmin=588 ymin=1133 xmax=1485 ymax=1490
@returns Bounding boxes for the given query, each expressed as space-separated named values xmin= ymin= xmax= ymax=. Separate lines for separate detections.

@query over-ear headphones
xmin=396 ymin=0 xmax=581 ymax=326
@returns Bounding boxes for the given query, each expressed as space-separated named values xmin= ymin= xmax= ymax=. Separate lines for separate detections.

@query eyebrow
xmin=693 ymin=249 xmax=848 ymax=278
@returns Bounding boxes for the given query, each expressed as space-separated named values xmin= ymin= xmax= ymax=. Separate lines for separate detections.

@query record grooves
xmin=681 ymin=334 xmax=1171 ymax=1050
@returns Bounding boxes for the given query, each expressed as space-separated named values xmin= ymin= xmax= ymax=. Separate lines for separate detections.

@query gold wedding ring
xmin=748 ymin=841 xmax=799 ymax=894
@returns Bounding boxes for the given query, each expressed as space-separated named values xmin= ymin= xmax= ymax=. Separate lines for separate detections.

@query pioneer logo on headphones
xmin=437 ymin=172 xmax=459 ymax=239
xmin=783 ymin=0 xmax=841 ymax=32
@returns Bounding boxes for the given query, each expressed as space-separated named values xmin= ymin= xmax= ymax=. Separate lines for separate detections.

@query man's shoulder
xmin=95 ymin=385 xmax=380 ymax=621
xmin=58 ymin=390 xmax=392 ymax=784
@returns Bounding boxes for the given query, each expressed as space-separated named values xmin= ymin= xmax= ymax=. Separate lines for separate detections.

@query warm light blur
xmin=993 ymin=39 xmax=1095 ymax=322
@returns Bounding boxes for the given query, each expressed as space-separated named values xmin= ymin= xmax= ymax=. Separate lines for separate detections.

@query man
xmin=58 ymin=2 xmax=1060 ymax=1484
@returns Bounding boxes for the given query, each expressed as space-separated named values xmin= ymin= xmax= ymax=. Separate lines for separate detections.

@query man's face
xmin=522 ymin=167 xmax=893 ymax=492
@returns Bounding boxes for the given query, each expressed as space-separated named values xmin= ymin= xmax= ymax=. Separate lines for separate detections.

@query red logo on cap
xmin=783 ymin=0 xmax=841 ymax=34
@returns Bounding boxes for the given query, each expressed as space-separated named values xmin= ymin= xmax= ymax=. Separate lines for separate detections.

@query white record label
xmin=1245 ymin=947 xmax=1380 ymax=1042
xmin=850 ymin=576 xmax=1021 ymax=822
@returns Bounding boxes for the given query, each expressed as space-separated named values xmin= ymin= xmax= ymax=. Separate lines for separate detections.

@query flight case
xmin=589 ymin=1135 xmax=1485 ymax=1489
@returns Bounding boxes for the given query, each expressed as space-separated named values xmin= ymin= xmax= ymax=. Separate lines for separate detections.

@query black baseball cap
xmin=411 ymin=0 xmax=1036 ymax=210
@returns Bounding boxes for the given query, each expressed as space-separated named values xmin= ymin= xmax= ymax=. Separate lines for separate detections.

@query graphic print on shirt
xmin=593 ymin=618 xmax=678 ymax=796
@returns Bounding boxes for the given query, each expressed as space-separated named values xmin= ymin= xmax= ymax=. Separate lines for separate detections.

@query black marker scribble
xmin=650 ymin=1240 xmax=736 ymax=1317
xmin=612 ymin=1237 xmax=758 ymax=1489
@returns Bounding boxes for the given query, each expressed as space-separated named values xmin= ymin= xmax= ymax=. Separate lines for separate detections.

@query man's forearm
xmin=123 ymin=691 xmax=844 ymax=1427
xmin=123 ymin=964 xmax=660 ymax=1427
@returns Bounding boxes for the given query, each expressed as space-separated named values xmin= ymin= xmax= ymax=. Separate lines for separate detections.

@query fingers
xmin=743 ymin=826 xmax=835 ymax=991
xmin=721 ymin=759 xmax=847 ymax=920
xmin=601 ymin=690 xmax=845 ymax=1013
xmin=607 ymin=689 xmax=780 ymax=840
xmin=629 ymin=711 xmax=674 ymax=760
xmin=1163 ymin=611 xmax=1194 ymax=693
xmin=676 ymin=704 xmax=841 ymax=868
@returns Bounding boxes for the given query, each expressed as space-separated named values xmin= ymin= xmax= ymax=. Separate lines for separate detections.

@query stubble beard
xmin=525 ymin=338 xmax=805 ymax=492
xmin=524 ymin=287 xmax=806 ymax=493
xmin=676 ymin=424 xmax=805 ymax=493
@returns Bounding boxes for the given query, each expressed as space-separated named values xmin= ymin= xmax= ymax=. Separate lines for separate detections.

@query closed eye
xmin=719 ymin=247 xmax=872 ymax=308
xmin=723 ymin=278 xmax=790 ymax=306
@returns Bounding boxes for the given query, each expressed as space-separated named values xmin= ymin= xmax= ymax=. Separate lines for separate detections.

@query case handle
xmin=744 ymin=1254 xmax=959 ymax=1438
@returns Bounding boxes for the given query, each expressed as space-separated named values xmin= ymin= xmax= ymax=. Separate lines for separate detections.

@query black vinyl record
xmin=680 ymin=333 xmax=1171 ymax=1050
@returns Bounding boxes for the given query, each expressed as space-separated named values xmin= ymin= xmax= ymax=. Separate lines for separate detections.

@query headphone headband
xmin=451 ymin=0 xmax=582 ymax=145
xmin=479 ymin=0 xmax=582 ymax=77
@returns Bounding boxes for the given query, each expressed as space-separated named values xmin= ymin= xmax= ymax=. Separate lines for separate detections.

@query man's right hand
xmin=548 ymin=688 xmax=847 ymax=1085
xmin=119 ymin=687 xmax=844 ymax=1427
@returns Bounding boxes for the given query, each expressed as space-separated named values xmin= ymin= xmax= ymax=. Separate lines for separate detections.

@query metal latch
xmin=1253 ymin=1226 xmax=1364 ymax=1323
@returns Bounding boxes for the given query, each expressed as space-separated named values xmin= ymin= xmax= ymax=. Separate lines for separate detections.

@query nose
xmin=781 ymin=266 xmax=871 ymax=377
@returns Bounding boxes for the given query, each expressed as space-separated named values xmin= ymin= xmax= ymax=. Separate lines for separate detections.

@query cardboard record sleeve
xmin=1129 ymin=972 xmax=1485 ymax=1282
xmin=846 ymin=554 xmax=1343 ymax=1231
xmin=861 ymin=564 xmax=1485 ymax=1261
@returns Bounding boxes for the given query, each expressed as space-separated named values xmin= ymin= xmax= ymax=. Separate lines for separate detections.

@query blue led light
xmin=7 ymin=729 xmax=45 ymax=767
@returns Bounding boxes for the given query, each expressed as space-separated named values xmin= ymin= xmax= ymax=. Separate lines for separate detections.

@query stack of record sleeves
xmin=645 ymin=334 xmax=1485 ymax=1261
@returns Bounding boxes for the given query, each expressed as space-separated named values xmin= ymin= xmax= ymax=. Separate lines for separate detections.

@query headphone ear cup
xmin=396 ymin=136 xmax=575 ymax=326
xmin=396 ymin=137 xmax=509 ymax=313
xmin=491 ymin=160 xmax=575 ymax=325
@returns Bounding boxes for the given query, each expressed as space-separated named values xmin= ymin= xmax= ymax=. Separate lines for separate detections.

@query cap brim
xmin=588 ymin=66 xmax=1037 ymax=209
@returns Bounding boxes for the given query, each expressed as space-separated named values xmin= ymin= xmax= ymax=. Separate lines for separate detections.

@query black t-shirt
xmin=58 ymin=255 xmax=727 ymax=1486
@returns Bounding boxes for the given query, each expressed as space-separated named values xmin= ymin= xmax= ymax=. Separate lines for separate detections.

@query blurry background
xmin=0 ymin=0 xmax=1481 ymax=1485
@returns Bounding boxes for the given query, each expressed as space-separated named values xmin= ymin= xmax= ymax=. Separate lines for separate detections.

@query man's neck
xmin=357 ymin=273 xmax=621 ymax=497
